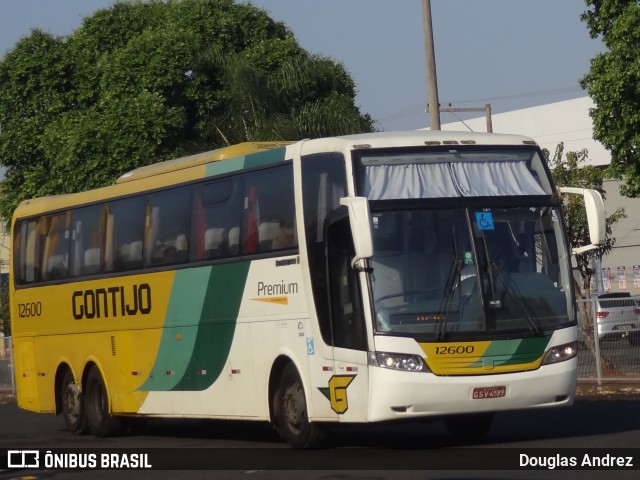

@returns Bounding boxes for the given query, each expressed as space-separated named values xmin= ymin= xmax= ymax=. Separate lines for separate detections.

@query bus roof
xmin=116 ymin=141 xmax=293 ymax=184
xmin=12 ymin=131 xmax=539 ymax=221
xmin=298 ymin=130 xmax=538 ymax=155
xmin=12 ymin=142 xmax=292 ymax=221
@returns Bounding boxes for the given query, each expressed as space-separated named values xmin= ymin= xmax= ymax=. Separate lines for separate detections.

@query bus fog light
xmin=368 ymin=351 xmax=430 ymax=372
xmin=542 ymin=342 xmax=577 ymax=365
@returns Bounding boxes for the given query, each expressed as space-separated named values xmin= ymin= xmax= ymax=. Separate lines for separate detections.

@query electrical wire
xmin=376 ymin=85 xmax=585 ymax=126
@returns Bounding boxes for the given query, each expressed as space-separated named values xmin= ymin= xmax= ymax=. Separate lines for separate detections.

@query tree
xmin=546 ymin=143 xmax=626 ymax=371
xmin=546 ymin=142 xmax=626 ymax=294
xmin=0 ymin=276 xmax=8 ymax=336
xmin=0 ymin=0 xmax=374 ymax=222
xmin=580 ymin=0 xmax=640 ymax=197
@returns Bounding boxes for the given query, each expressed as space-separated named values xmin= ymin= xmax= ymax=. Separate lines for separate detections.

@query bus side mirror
xmin=340 ymin=196 xmax=374 ymax=269
xmin=558 ymin=187 xmax=606 ymax=254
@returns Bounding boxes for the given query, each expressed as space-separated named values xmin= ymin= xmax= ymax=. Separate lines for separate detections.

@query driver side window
xmin=327 ymin=218 xmax=367 ymax=351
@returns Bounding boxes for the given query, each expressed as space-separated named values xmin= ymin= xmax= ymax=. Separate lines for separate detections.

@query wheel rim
xmin=282 ymin=381 xmax=306 ymax=435
xmin=64 ymin=382 xmax=80 ymax=420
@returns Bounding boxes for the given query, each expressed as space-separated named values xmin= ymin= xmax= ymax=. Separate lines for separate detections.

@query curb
xmin=576 ymin=382 xmax=640 ymax=398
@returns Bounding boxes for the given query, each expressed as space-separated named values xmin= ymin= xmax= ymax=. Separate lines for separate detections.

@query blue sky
xmin=0 ymin=0 xmax=604 ymax=131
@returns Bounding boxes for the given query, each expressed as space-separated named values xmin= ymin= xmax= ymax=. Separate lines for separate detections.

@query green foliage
xmin=582 ymin=0 xmax=635 ymax=38
xmin=581 ymin=1 xmax=640 ymax=197
xmin=544 ymin=142 xmax=626 ymax=288
xmin=0 ymin=275 xmax=8 ymax=336
xmin=0 ymin=0 xmax=374 ymax=222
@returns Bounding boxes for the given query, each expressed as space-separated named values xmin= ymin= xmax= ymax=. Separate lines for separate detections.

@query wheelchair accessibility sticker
xmin=475 ymin=212 xmax=495 ymax=231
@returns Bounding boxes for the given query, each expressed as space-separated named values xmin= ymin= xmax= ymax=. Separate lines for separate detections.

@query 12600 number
xmin=18 ymin=301 xmax=42 ymax=318
xmin=435 ymin=345 xmax=475 ymax=355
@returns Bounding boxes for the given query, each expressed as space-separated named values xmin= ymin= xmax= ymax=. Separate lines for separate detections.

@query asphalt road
xmin=1 ymin=393 xmax=640 ymax=479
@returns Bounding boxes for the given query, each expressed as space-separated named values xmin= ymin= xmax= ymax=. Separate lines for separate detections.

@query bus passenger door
xmin=325 ymin=218 xmax=369 ymax=421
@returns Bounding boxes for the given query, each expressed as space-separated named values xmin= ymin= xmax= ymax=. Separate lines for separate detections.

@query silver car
xmin=595 ymin=292 xmax=640 ymax=345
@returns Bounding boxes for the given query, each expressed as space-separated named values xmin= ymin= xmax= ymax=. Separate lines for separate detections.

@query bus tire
xmin=84 ymin=366 xmax=124 ymax=438
xmin=274 ymin=363 xmax=326 ymax=448
xmin=444 ymin=412 xmax=494 ymax=440
xmin=60 ymin=368 xmax=88 ymax=435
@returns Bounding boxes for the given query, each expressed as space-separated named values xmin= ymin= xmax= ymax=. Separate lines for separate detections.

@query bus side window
xmin=195 ymin=179 xmax=240 ymax=261
xmin=15 ymin=219 xmax=44 ymax=284
xmin=301 ymin=152 xmax=348 ymax=346
xmin=327 ymin=217 xmax=366 ymax=351
xmin=42 ymin=213 xmax=70 ymax=281
xmin=146 ymin=186 xmax=192 ymax=266
xmin=69 ymin=204 xmax=104 ymax=276
xmin=106 ymin=197 xmax=146 ymax=272
xmin=245 ymin=165 xmax=296 ymax=253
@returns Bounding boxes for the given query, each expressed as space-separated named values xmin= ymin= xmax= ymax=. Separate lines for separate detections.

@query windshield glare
xmin=370 ymin=207 xmax=572 ymax=339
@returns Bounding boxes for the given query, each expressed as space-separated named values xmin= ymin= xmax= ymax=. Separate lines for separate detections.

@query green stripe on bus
xmin=172 ymin=261 xmax=250 ymax=391
xmin=139 ymin=262 xmax=250 ymax=391
xmin=467 ymin=336 xmax=550 ymax=368
xmin=138 ymin=267 xmax=212 ymax=391
xmin=204 ymin=148 xmax=287 ymax=177
xmin=205 ymin=157 xmax=246 ymax=177
xmin=244 ymin=148 xmax=287 ymax=168
xmin=495 ymin=336 xmax=551 ymax=366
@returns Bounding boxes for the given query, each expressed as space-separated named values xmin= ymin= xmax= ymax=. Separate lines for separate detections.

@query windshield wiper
xmin=436 ymin=227 xmax=463 ymax=340
xmin=435 ymin=258 xmax=462 ymax=340
xmin=496 ymin=274 xmax=545 ymax=337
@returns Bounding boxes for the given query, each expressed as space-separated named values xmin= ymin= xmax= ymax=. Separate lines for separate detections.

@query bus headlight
xmin=542 ymin=342 xmax=578 ymax=365
xmin=368 ymin=351 xmax=430 ymax=372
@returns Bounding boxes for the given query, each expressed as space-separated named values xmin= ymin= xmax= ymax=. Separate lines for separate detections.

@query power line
xmin=452 ymin=86 xmax=584 ymax=105
xmin=376 ymin=85 xmax=585 ymax=125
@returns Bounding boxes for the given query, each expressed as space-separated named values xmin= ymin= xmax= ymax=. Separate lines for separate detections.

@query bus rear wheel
xmin=274 ymin=363 xmax=326 ymax=448
xmin=84 ymin=366 xmax=124 ymax=437
xmin=60 ymin=368 xmax=87 ymax=435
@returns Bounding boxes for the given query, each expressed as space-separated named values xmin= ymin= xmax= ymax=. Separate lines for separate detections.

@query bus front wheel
xmin=84 ymin=366 xmax=123 ymax=437
xmin=274 ymin=363 xmax=326 ymax=448
xmin=60 ymin=368 xmax=87 ymax=435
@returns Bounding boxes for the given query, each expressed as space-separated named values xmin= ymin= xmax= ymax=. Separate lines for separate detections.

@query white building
xmin=441 ymin=97 xmax=640 ymax=293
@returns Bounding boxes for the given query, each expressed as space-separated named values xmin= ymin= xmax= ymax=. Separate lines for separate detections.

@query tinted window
xmin=147 ymin=187 xmax=192 ymax=266
xmin=70 ymin=205 xmax=104 ymax=276
xmin=195 ymin=179 xmax=242 ymax=260
xmin=301 ymin=153 xmax=347 ymax=345
xmin=42 ymin=213 xmax=70 ymax=281
xmin=13 ymin=164 xmax=297 ymax=286
xmin=599 ymin=299 xmax=636 ymax=308
xmin=14 ymin=219 xmax=44 ymax=284
xmin=106 ymin=197 xmax=146 ymax=272
xmin=244 ymin=166 xmax=296 ymax=254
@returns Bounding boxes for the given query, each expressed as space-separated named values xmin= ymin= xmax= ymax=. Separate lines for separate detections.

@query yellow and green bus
xmin=11 ymin=131 xmax=604 ymax=447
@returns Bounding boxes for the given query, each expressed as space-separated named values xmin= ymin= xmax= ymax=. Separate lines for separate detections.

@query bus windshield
xmin=370 ymin=206 xmax=572 ymax=340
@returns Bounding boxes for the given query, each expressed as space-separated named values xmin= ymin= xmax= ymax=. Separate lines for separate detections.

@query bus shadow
xmin=5 ymin=395 xmax=638 ymax=449
xmin=126 ymin=398 xmax=640 ymax=448
xmin=329 ymin=398 xmax=640 ymax=448
xmin=135 ymin=417 xmax=282 ymax=445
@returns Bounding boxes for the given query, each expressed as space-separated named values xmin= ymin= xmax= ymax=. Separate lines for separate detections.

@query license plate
xmin=472 ymin=386 xmax=506 ymax=399
xmin=615 ymin=324 xmax=633 ymax=331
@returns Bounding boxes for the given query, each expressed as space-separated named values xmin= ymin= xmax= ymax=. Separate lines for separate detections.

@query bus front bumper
xmin=367 ymin=358 xmax=577 ymax=422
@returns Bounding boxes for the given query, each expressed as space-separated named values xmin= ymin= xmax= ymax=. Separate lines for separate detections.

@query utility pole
xmin=422 ymin=0 xmax=440 ymax=130
xmin=437 ymin=104 xmax=494 ymax=132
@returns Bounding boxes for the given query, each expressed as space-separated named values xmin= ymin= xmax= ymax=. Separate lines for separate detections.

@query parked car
xmin=595 ymin=292 xmax=640 ymax=345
